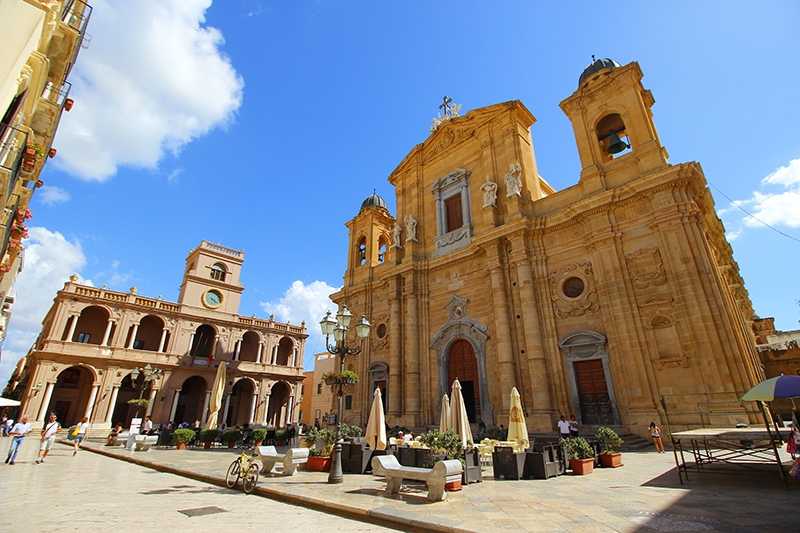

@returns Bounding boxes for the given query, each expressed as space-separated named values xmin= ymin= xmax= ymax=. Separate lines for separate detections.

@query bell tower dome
xmin=559 ymin=58 xmax=669 ymax=194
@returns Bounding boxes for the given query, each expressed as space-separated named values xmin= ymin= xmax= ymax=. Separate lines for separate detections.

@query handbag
xmin=71 ymin=426 xmax=80 ymax=437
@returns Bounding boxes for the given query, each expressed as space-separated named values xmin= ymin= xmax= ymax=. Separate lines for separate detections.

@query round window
xmin=562 ymin=277 xmax=585 ymax=298
xmin=376 ymin=323 xmax=387 ymax=339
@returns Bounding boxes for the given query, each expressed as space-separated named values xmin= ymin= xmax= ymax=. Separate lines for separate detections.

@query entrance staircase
xmin=528 ymin=427 xmax=653 ymax=451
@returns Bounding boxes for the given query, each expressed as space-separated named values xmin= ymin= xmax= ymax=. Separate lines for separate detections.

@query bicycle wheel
xmin=242 ymin=464 xmax=259 ymax=494
xmin=225 ymin=460 xmax=241 ymax=488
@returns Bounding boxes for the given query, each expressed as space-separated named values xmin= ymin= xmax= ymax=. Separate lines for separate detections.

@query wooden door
xmin=574 ymin=360 xmax=614 ymax=425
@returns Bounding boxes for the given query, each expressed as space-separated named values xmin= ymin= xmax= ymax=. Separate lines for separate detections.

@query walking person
xmin=36 ymin=414 xmax=61 ymax=463
xmin=73 ymin=416 xmax=90 ymax=456
xmin=557 ymin=415 xmax=570 ymax=439
xmin=569 ymin=415 xmax=580 ymax=437
xmin=649 ymin=421 xmax=665 ymax=453
xmin=5 ymin=415 xmax=31 ymax=465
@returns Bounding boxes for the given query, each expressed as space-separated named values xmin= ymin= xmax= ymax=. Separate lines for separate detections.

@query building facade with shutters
xmin=14 ymin=240 xmax=307 ymax=429
xmin=330 ymin=59 xmax=764 ymax=438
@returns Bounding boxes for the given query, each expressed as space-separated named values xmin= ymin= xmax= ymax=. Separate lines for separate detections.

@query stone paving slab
xmin=74 ymin=439 xmax=798 ymax=533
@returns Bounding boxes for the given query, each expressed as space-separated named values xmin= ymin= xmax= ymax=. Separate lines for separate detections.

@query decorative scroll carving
xmin=548 ymin=262 xmax=600 ymax=318
xmin=626 ymin=247 xmax=667 ymax=289
xmin=424 ymin=128 xmax=476 ymax=162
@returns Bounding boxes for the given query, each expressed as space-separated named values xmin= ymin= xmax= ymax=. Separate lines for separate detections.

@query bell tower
xmin=344 ymin=192 xmax=395 ymax=286
xmin=559 ymin=58 xmax=670 ymax=194
xmin=178 ymin=240 xmax=244 ymax=314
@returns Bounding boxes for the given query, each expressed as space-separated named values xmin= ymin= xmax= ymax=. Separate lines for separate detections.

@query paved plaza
xmin=1 ymin=437 xmax=797 ymax=532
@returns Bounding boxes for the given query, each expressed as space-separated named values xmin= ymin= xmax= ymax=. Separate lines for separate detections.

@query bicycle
xmin=225 ymin=450 xmax=259 ymax=494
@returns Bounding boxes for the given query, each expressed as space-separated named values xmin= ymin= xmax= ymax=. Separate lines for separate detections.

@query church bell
xmin=606 ymin=133 xmax=629 ymax=154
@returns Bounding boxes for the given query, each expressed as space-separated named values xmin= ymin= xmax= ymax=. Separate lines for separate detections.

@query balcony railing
xmin=60 ymin=0 xmax=93 ymax=82
xmin=41 ymin=81 xmax=72 ymax=108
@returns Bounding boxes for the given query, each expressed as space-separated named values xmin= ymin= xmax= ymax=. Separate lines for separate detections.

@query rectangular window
xmin=445 ymin=194 xmax=463 ymax=233
xmin=133 ymin=340 xmax=145 ymax=350
xmin=77 ymin=333 xmax=90 ymax=343
xmin=317 ymin=384 xmax=322 ymax=394
xmin=345 ymin=395 xmax=352 ymax=410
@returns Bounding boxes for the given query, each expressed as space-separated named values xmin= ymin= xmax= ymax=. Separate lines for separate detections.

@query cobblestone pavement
xmin=2 ymin=437 xmax=797 ymax=533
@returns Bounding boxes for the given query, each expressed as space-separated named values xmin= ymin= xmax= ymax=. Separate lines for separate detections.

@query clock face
xmin=202 ymin=289 xmax=224 ymax=309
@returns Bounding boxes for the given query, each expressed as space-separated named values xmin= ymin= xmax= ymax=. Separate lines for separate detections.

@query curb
xmin=70 ymin=442 xmax=472 ymax=533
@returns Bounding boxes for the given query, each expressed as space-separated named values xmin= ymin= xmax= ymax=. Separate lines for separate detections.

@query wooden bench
xmin=254 ymin=445 xmax=309 ymax=476
xmin=134 ymin=435 xmax=158 ymax=452
xmin=371 ymin=454 xmax=462 ymax=502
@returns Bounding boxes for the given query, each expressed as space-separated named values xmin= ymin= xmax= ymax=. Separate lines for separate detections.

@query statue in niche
xmin=391 ymin=222 xmax=403 ymax=249
xmin=505 ymin=161 xmax=522 ymax=197
xmin=404 ymin=214 xmax=418 ymax=242
xmin=480 ymin=174 xmax=498 ymax=208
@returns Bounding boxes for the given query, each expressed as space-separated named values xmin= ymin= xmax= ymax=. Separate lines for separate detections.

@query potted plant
xmin=22 ymin=142 xmax=45 ymax=173
xmin=596 ymin=427 xmax=624 ymax=468
xmin=321 ymin=369 xmax=360 ymax=386
xmin=419 ymin=429 xmax=466 ymax=491
xmin=561 ymin=436 xmax=595 ymax=475
xmin=341 ymin=423 xmax=363 ymax=440
xmin=304 ymin=427 xmax=336 ymax=471
xmin=251 ymin=428 xmax=267 ymax=447
xmin=127 ymin=398 xmax=150 ymax=418
xmin=275 ymin=428 xmax=289 ymax=446
xmin=172 ymin=428 xmax=195 ymax=450
xmin=222 ymin=429 xmax=241 ymax=448
xmin=199 ymin=429 xmax=219 ymax=449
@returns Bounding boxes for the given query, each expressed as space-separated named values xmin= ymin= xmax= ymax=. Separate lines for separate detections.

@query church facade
xmin=330 ymin=59 xmax=763 ymax=437
xmin=14 ymin=240 xmax=306 ymax=429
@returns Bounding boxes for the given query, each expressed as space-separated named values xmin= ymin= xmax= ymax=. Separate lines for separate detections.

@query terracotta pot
xmin=305 ymin=456 xmax=331 ymax=472
xmin=227 ymin=441 xmax=236 ymax=448
xmin=65 ymin=98 xmax=74 ymax=111
xmin=569 ymin=458 xmax=594 ymax=475
xmin=203 ymin=441 xmax=212 ymax=449
xmin=276 ymin=440 xmax=285 ymax=446
xmin=176 ymin=442 xmax=186 ymax=450
xmin=253 ymin=440 xmax=263 ymax=447
xmin=49 ymin=148 xmax=57 ymax=158
xmin=599 ymin=452 xmax=623 ymax=468
xmin=445 ymin=478 xmax=462 ymax=491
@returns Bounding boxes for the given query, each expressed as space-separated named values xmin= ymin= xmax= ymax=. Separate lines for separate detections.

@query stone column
xmin=187 ymin=333 xmax=195 ymax=356
xmin=85 ymin=385 xmax=100 ymax=419
xmin=285 ymin=396 xmax=294 ymax=425
xmin=66 ymin=315 xmax=78 ymax=342
xmin=201 ymin=391 xmax=211 ymax=425
xmin=37 ymin=382 xmax=55 ymax=421
xmin=105 ymin=387 xmax=120 ymax=423
xmin=127 ymin=323 xmax=139 ymax=349
xmin=157 ymin=329 xmax=168 ymax=353
xmin=404 ymin=280 xmax=421 ymax=420
xmin=388 ymin=297 xmax=402 ymax=417
xmin=101 ymin=320 xmax=114 ymax=346
xmin=222 ymin=394 xmax=231 ymax=426
xmin=256 ymin=342 xmax=263 ymax=364
xmin=248 ymin=393 xmax=257 ymax=424
xmin=170 ymin=390 xmax=181 ymax=422
xmin=263 ymin=393 xmax=271 ymax=425
xmin=290 ymin=348 xmax=297 ymax=367
xmin=146 ymin=388 xmax=158 ymax=417
xmin=234 ymin=340 xmax=241 ymax=361
xmin=487 ymin=253 xmax=517 ymax=418
xmin=271 ymin=345 xmax=278 ymax=365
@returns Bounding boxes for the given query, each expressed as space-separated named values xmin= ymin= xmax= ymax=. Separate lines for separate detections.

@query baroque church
xmin=329 ymin=59 xmax=763 ymax=437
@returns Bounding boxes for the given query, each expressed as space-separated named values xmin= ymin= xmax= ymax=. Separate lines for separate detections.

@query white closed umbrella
xmin=365 ymin=387 xmax=387 ymax=450
xmin=507 ymin=387 xmax=529 ymax=450
xmin=205 ymin=361 xmax=226 ymax=430
xmin=439 ymin=393 xmax=451 ymax=433
xmin=0 ymin=397 xmax=20 ymax=407
xmin=449 ymin=379 xmax=472 ymax=449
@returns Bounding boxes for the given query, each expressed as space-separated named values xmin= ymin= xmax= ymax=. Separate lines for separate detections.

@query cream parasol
xmin=204 ymin=361 xmax=226 ymax=430
xmin=449 ymin=379 xmax=472 ymax=449
xmin=507 ymin=387 xmax=529 ymax=450
xmin=365 ymin=387 xmax=387 ymax=450
xmin=439 ymin=393 xmax=451 ymax=433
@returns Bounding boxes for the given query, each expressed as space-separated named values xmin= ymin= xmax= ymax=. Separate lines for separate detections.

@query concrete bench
xmin=134 ymin=435 xmax=158 ymax=452
xmin=254 ymin=445 xmax=309 ymax=476
xmin=371 ymin=454 xmax=462 ymax=502
xmin=107 ymin=433 xmax=128 ymax=447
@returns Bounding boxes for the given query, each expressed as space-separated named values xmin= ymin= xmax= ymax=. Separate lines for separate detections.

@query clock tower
xmin=177 ymin=240 xmax=245 ymax=314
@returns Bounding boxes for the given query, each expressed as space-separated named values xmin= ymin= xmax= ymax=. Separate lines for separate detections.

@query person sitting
xmin=403 ymin=431 xmax=413 ymax=442
xmin=107 ymin=423 xmax=123 ymax=445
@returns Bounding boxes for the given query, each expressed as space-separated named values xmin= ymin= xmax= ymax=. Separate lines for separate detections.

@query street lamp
xmin=131 ymin=364 xmax=163 ymax=418
xmin=319 ymin=305 xmax=371 ymax=483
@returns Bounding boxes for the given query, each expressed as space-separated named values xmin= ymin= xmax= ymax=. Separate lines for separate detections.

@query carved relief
xmin=548 ymin=262 xmax=600 ymax=318
xmin=423 ymin=127 xmax=476 ymax=162
xmin=626 ymin=247 xmax=667 ymax=289
xmin=647 ymin=311 xmax=688 ymax=368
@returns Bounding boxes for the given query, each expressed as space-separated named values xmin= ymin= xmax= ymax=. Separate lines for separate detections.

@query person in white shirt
xmin=142 ymin=416 xmax=153 ymax=434
xmin=36 ymin=414 xmax=61 ymax=464
xmin=557 ymin=415 xmax=570 ymax=439
xmin=5 ymin=415 xmax=31 ymax=465
xmin=73 ymin=416 xmax=90 ymax=456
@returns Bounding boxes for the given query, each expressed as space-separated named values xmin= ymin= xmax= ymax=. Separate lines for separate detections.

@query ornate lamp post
xmin=130 ymin=364 xmax=163 ymax=418
xmin=319 ymin=305 xmax=371 ymax=484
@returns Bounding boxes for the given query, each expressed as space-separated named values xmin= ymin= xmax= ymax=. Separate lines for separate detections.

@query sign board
xmin=129 ymin=417 xmax=142 ymax=434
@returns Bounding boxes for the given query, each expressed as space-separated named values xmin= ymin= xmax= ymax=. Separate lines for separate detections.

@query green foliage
xmin=275 ymin=428 xmax=289 ymax=441
xmin=485 ymin=426 xmax=503 ymax=440
xmin=419 ymin=429 xmax=466 ymax=469
xmin=250 ymin=429 xmax=267 ymax=442
xmin=560 ymin=436 xmax=595 ymax=460
xmin=222 ymin=429 xmax=242 ymax=442
xmin=172 ymin=428 xmax=195 ymax=444
xmin=341 ymin=423 xmax=363 ymax=438
xmin=127 ymin=398 xmax=150 ymax=406
xmin=321 ymin=369 xmax=360 ymax=385
xmin=305 ymin=427 xmax=336 ymax=457
xmin=595 ymin=427 xmax=624 ymax=454
xmin=199 ymin=429 xmax=219 ymax=443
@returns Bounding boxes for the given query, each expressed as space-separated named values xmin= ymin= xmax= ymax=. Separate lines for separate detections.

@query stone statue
xmin=481 ymin=174 xmax=498 ymax=208
xmin=391 ymin=222 xmax=403 ymax=248
xmin=505 ymin=161 xmax=522 ymax=197
xmin=404 ymin=214 xmax=417 ymax=242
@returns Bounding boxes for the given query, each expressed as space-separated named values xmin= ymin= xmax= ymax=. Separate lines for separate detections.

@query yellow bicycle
xmin=225 ymin=450 xmax=259 ymax=494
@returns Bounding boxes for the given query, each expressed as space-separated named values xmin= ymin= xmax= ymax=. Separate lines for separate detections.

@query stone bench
xmin=254 ymin=445 xmax=309 ymax=476
xmin=107 ymin=433 xmax=128 ymax=447
xmin=134 ymin=435 xmax=158 ymax=452
xmin=371 ymin=454 xmax=462 ymax=502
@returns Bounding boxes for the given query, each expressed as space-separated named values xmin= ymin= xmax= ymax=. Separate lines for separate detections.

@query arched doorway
xmin=227 ymin=379 xmax=255 ymax=426
xmin=110 ymin=372 xmax=146 ymax=427
xmin=368 ymin=362 xmax=389 ymax=414
xmin=239 ymin=331 xmax=260 ymax=362
xmin=275 ymin=338 xmax=293 ymax=366
xmin=267 ymin=381 xmax=291 ymax=428
xmin=65 ymin=306 xmax=109 ymax=344
xmin=448 ymin=339 xmax=479 ymax=423
xmin=131 ymin=315 xmax=166 ymax=352
xmin=45 ymin=366 xmax=94 ymax=426
xmin=175 ymin=376 xmax=207 ymax=426
xmin=190 ymin=325 xmax=216 ymax=361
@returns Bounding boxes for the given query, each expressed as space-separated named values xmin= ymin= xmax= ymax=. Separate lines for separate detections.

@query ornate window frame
xmin=431 ymin=169 xmax=473 ymax=258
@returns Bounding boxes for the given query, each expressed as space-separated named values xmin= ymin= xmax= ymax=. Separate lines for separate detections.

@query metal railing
xmin=41 ymin=80 xmax=72 ymax=108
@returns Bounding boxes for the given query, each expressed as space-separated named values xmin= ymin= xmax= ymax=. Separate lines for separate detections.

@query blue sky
xmin=2 ymin=0 xmax=799 ymax=386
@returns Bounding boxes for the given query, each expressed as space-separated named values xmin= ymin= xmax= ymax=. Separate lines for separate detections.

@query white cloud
xmin=38 ymin=186 xmax=72 ymax=206
xmin=53 ymin=0 xmax=244 ymax=181
xmin=0 ymin=228 xmax=87 ymax=388
xmin=762 ymin=158 xmax=800 ymax=187
xmin=260 ymin=280 xmax=340 ymax=369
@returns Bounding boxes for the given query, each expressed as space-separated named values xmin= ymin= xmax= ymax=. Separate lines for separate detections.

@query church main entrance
xmin=448 ymin=339 xmax=479 ymax=423
xmin=574 ymin=359 xmax=614 ymax=425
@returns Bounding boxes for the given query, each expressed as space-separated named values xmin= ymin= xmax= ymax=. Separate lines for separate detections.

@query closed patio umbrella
xmin=439 ymin=393 xmax=451 ymax=433
xmin=507 ymin=387 xmax=529 ymax=450
xmin=365 ymin=387 xmax=387 ymax=450
xmin=205 ymin=361 xmax=226 ymax=430
xmin=449 ymin=379 xmax=472 ymax=449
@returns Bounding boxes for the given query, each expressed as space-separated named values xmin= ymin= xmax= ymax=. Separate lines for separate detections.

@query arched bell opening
xmin=596 ymin=113 xmax=630 ymax=160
